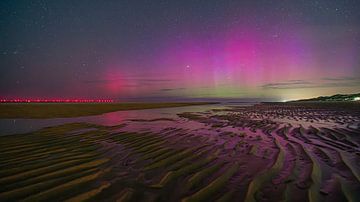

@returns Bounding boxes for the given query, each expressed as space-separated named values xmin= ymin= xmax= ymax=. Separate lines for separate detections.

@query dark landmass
xmin=291 ymin=93 xmax=360 ymax=102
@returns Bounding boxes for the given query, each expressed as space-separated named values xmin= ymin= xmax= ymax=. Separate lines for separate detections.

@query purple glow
xmin=1 ymin=1 xmax=359 ymax=101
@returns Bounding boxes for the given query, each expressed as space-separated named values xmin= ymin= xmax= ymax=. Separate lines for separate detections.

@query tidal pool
xmin=0 ymin=103 xmax=253 ymax=136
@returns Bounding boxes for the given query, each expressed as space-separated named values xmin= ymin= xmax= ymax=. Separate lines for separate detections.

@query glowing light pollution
xmin=0 ymin=99 xmax=113 ymax=103
xmin=1 ymin=1 xmax=359 ymax=101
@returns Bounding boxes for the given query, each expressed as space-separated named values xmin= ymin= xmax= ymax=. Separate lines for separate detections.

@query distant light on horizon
xmin=354 ymin=97 xmax=360 ymax=101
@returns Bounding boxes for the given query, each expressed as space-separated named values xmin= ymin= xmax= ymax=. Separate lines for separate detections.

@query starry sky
xmin=1 ymin=0 xmax=359 ymax=101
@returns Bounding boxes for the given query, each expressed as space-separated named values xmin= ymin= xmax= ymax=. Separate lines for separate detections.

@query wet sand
xmin=0 ymin=102 xmax=359 ymax=201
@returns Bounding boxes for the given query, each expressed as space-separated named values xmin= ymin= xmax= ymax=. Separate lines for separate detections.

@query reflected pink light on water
xmin=96 ymin=111 xmax=130 ymax=126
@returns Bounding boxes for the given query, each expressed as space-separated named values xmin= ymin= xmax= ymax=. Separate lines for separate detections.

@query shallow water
xmin=0 ymin=103 xmax=253 ymax=136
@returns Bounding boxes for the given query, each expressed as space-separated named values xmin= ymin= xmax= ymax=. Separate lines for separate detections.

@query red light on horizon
xmin=0 ymin=99 xmax=114 ymax=103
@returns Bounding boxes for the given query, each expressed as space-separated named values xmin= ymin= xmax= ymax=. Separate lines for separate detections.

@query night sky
xmin=1 ymin=0 xmax=359 ymax=101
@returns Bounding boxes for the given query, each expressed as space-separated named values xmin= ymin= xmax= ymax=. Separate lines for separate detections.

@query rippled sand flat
xmin=1 ymin=102 xmax=359 ymax=201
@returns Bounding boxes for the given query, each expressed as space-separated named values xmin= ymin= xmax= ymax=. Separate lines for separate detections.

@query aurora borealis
xmin=1 ymin=0 xmax=359 ymax=101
